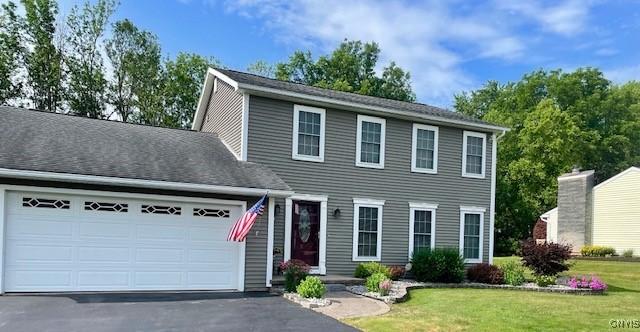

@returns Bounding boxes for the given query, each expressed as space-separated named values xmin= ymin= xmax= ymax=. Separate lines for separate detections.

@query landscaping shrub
xmin=521 ymin=239 xmax=572 ymax=276
xmin=623 ymin=249 xmax=634 ymax=258
xmin=354 ymin=262 xmax=391 ymax=279
xmin=581 ymin=245 xmax=616 ymax=257
xmin=498 ymin=260 xmax=527 ymax=286
xmin=466 ymin=263 xmax=504 ymax=284
xmin=388 ymin=265 xmax=405 ymax=280
xmin=379 ymin=279 xmax=392 ymax=296
xmin=296 ymin=276 xmax=326 ymax=298
xmin=411 ymin=248 xmax=465 ymax=283
xmin=568 ymin=275 xmax=607 ymax=291
xmin=366 ymin=273 xmax=390 ymax=293
xmin=534 ymin=275 xmax=556 ymax=287
xmin=280 ymin=259 xmax=310 ymax=292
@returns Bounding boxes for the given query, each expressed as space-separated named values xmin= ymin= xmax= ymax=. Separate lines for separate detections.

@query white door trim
xmin=0 ymin=184 xmax=248 ymax=292
xmin=266 ymin=197 xmax=275 ymax=287
xmin=284 ymin=194 xmax=327 ymax=275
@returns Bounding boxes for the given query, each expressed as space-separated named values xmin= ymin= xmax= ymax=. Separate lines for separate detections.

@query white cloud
xmin=222 ymin=0 xmax=529 ymax=106
xmin=605 ymin=65 xmax=640 ymax=84
xmin=495 ymin=0 xmax=592 ymax=36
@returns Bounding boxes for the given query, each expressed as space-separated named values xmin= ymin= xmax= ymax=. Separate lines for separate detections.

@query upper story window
xmin=355 ymin=115 xmax=386 ymax=169
xmin=411 ymin=124 xmax=439 ymax=174
xmin=352 ymin=198 xmax=384 ymax=261
xmin=459 ymin=206 xmax=485 ymax=263
xmin=462 ymin=131 xmax=487 ymax=178
xmin=408 ymin=203 xmax=437 ymax=258
xmin=292 ymin=105 xmax=326 ymax=162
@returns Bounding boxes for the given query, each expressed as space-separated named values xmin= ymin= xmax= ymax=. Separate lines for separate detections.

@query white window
xmin=408 ymin=203 xmax=437 ymax=258
xmin=462 ymin=131 xmax=487 ymax=178
xmin=352 ymin=198 xmax=384 ymax=261
xmin=355 ymin=115 xmax=386 ymax=169
xmin=459 ymin=206 xmax=485 ymax=263
xmin=411 ymin=124 xmax=438 ymax=173
xmin=292 ymin=105 xmax=326 ymax=162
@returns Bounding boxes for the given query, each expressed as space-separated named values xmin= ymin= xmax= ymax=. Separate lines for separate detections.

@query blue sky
xmin=59 ymin=0 xmax=640 ymax=107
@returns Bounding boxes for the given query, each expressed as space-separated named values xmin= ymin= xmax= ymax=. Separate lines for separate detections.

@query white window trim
xmin=355 ymin=115 xmax=386 ymax=169
xmin=408 ymin=202 xmax=437 ymax=259
xmin=462 ymin=131 xmax=487 ymax=179
xmin=352 ymin=198 xmax=384 ymax=261
xmin=411 ymin=124 xmax=439 ymax=174
xmin=284 ymin=194 xmax=328 ymax=275
xmin=459 ymin=206 xmax=486 ymax=264
xmin=292 ymin=105 xmax=326 ymax=162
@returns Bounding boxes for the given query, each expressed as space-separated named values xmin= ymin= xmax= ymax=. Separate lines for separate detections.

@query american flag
xmin=227 ymin=195 xmax=267 ymax=242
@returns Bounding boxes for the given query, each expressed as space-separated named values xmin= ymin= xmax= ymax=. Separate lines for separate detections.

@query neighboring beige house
xmin=544 ymin=167 xmax=640 ymax=256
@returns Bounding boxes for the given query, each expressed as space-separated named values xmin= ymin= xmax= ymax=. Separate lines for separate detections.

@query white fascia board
xmin=191 ymin=68 xmax=241 ymax=131
xmin=238 ymin=83 xmax=509 ymax=133
xmin=0 ymin=168 xmax=294 ymax=198
xmin=592 ymin=166 xmax=640 ymax=191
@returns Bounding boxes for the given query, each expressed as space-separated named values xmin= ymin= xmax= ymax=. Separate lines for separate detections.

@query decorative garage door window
xmin=141 ymin=204 xmax=181 ymax=215
xmin=22 ymin=197 xmax=70 ymax=209
xmin=193 ymin=208 xmax=230 ymax=218
xmin=84 ymin=201 xmax=128 ymax=212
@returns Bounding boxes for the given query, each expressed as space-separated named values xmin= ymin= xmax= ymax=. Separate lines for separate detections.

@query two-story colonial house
xmin=0 ymin=68 xmax=506 ymax=293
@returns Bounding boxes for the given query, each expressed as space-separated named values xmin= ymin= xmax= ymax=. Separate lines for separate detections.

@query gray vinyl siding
xmin=247 ymin=96 xmax=493 ymax=275
xmin=199 ymin=79 xmax=243 ymax=157
xmin=0 ymin=177 xmax=269 ymax=290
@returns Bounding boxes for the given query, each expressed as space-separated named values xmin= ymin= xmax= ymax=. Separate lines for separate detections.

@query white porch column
xmin=0 ymin=187 xmax=6 ymax=294
xmin=266 ymin=197 xmax=275 ymax=287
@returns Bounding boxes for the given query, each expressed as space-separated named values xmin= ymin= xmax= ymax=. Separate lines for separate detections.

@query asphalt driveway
xmin=0 ymin=292 xmax=359 ymax=332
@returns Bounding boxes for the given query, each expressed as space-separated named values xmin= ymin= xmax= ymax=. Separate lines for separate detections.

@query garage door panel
xmin=78 ymin=247 xmax=130 ymax=263
xmin=77 ymin=271 xmax=129 ymax=287
xmin=4 ymin=191 xmax=243 ymax=292
xmin=136 ymin=248 xmax=184 ymax=263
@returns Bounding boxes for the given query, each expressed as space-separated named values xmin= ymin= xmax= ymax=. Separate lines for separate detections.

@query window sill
xmin=411 ymin=167 xmax=438 ymax=174
xmin=464 ymin=258 xmax=482 ymax=264
xmin=292 ymin=154 xmax=324 ymax=163
xmin=355 ymin=162 xmax=384 ymax=169
xmin=352 ymin=256 xmax=381 ymax=262
xmin=461 ymin=172 xmax=485 ymax=179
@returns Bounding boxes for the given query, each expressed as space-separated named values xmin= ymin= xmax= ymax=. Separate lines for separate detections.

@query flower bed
xmin=347 ymin=279 xmax=605 ymax=304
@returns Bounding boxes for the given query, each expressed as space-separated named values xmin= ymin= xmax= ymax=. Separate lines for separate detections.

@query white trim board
xmin=291 ymin=104 xmax=326 ymax=163
xmin=241 ymin=93 xmax=250 ymax=161
xmin=0 ymin=168 xmax=294 ymax=198
xmin=592 ymin=166 xmax=640 ymax=191
xmin=408 ymin=204 xmax=437 ymax=259
xmin=489 ymin=133 xmax=497 ymax=264
xmin=284 ymin=194 xmax=328 ymax=275
xmin=355 ymin=115 xmax=386 ymax=169
xmin=266 ymin=197 xmax=275 ymax=287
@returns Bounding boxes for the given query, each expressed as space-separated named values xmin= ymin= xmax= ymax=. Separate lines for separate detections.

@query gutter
xmin=0 ymin=168 xmax=294 ymax=198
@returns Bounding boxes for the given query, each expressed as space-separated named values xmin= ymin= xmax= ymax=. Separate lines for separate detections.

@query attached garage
xmin=3 ymin=190 xmax=246 ymax=292
xmin=0 ymin=107 xmax=292 ymax=293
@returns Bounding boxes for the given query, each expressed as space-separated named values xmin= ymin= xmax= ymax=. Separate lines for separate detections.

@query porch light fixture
xmin=333 ymin=207 xmax=341 ymax=218
xmin=275 ymin=204 xmax=281 ymax=215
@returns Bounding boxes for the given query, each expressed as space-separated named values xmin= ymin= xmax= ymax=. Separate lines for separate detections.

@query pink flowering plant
xmin=379 ymin=279 xmax=392 ymax=296
xmin=567 ymin=275 xmax=607 ymax=291
xmin=279 ymin=259 xmax=311 ymax=292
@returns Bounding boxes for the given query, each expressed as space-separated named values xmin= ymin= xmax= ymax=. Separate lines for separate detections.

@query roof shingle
xmin=0 ymin=107 xmax=290 ymax=192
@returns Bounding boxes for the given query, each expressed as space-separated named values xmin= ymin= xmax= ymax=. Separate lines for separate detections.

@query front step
xmin=271 ymin=275 xmax=364 ymax=287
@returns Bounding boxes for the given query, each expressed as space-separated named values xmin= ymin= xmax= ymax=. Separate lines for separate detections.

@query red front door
xmin=291 ymin=201 xmax=320 ymax=267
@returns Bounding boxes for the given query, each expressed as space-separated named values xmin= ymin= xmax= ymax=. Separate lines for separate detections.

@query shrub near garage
xmin=280 ymin=259 xmax=311 ymax=292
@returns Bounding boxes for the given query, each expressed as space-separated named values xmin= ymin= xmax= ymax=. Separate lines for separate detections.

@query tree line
xmin=0 ymin=0 xmax=220 ymax=128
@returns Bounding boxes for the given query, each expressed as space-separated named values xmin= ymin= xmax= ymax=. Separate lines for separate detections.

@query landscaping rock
xmin=283 ymin=292 xmax=331 ymax=309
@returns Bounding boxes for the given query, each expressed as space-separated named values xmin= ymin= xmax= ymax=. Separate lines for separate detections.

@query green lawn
xmin=345 ymin=258 xmax=640 ymax=332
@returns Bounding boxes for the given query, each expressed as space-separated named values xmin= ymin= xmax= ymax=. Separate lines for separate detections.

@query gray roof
xmin=217 ymin=68 xmax=497 ymax=128
xmin=0 ymin=107 xmax=290 ymax=192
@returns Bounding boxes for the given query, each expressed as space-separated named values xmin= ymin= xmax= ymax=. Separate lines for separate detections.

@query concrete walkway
xmin=313 ymin=291 xmax=390 ymax=319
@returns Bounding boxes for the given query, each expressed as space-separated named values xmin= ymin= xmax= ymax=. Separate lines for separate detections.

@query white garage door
xmin=3 ymin=191 xmax=244 ymax=292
